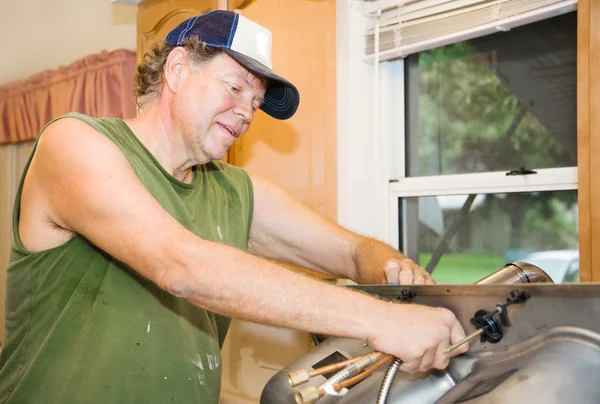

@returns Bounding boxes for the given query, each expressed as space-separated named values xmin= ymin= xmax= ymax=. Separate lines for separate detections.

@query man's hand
xmin=383 ymin=258 xmax=435 ymax=285
xmin=368 ymin=303 xmax=468 ymax=373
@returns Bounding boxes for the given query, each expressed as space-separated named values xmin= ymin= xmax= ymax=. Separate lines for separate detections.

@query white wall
xmin=337 ymin=1 xmax=405 ymax=246
xmin=0 ymin=0 xmax=136 ymax=84
xmin=336 ymin=0 xmax=381 ymax=239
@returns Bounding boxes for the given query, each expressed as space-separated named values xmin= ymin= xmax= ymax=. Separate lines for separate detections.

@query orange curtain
xmin=0 ymin=49 xmax=137 ymax=145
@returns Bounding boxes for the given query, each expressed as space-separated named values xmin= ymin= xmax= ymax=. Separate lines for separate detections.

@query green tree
xmin=414 ymin=39 xmax=577 ymax=254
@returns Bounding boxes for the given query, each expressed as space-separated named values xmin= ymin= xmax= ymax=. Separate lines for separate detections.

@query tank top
xmin=0 ymin=112 xmax=254 ymax=404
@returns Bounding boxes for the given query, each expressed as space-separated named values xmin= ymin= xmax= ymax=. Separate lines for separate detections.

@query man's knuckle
xmin=434 ymin=358 xmax=450 ymax=370
xmin=401 ymin=362 xmax=420 ymax=373
xmin=435 ymin=307 xmax=454 ymax=319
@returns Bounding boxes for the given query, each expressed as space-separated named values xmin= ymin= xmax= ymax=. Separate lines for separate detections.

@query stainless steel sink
xmin=261 ymin=281 xmax=600 ymax=404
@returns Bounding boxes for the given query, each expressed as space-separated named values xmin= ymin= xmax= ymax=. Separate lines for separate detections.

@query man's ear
xmin=164 ymin=47 xmax=188 ymax=94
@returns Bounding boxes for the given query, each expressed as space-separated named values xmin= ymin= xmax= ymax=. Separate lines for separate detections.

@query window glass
xmin=400 ymin=190 xmax=578 ymax=284
xmin=405 ymin=12 xmax=577 ymax=177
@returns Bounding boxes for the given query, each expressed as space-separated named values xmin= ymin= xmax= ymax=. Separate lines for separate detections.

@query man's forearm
xmin=158 ymin=234 xmax=465 ymax=374
xmin=163 ymin=238 xmax=390 ymax=341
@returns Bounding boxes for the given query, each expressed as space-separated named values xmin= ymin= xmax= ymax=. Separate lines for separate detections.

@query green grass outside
xmin=424 ymin=252 xmax=506 ymax=284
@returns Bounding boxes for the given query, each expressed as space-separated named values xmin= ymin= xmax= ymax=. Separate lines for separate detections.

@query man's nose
xmin=233 ymin=100 xmax=254 ymax=122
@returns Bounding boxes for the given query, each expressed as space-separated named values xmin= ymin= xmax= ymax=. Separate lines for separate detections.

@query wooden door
xmin=137 ymin=0 xmax=217 ymax=64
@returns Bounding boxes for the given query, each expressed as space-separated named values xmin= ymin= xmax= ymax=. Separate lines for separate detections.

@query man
xmin=0 ymin=10 xmax=467 ymax=404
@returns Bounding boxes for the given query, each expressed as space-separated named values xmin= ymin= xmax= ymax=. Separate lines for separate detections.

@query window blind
xmin=364 ymin=0 xmax=577 ymax=62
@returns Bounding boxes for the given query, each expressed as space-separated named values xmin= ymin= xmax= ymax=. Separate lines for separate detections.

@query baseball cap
xmin=166 ymin=10 xmax=300 ymax=120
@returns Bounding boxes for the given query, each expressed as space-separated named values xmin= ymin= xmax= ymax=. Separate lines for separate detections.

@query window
xmin=400 ymin=191 xmax=578 ymax=284
xmin=394 ymin=13 xmax=578 ymax=283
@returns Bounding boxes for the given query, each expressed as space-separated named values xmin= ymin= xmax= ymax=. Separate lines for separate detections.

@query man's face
xmin=173 ymin=53 xmax=267 ymax=163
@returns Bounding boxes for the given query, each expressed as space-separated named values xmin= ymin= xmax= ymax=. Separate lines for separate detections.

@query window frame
xmin=576 ymin=0 xmax=600 ymax=282
xmin=336 ymin=0 xmax=599 ymax=281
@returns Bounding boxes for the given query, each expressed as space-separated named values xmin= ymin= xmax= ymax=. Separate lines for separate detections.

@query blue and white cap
xmin=166 ymin=10 xmax=300 ymax=120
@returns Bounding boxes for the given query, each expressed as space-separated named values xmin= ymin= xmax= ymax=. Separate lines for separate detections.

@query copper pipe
xmin=332 ymin=354 xmax=394 ymax=391
xmin=318 ymin=352 xmax=384 ymax=389
xmin=311 ymin=352 xmax=372 ymax=376
xmin=294 ymin=354 xmax=393 ymax=403
xmin=288 ymin=351 xmax=376 ymax=387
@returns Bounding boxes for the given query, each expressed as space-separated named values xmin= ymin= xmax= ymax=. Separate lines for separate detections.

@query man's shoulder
xmin=42 ymin=113 xmax=106 ymax=137
xmin=37 ymin=115 xmax=128 ymax=166
xmin=42 ymin=114 xmax=133 ymax=154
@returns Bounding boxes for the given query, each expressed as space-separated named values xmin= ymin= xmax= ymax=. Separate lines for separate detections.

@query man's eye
xmin=229 ymin=84 xmax=240 ymax=93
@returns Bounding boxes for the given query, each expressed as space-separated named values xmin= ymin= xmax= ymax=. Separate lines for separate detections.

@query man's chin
xmin=210 ymin=148 xmax=231 ymax=162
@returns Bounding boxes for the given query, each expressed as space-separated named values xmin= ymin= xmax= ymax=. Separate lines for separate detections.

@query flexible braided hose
xmin=376 ymin=358 xmax=402 ymax=404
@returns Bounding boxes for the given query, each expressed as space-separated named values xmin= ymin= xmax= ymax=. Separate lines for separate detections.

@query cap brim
xmin=224 ymin=49 xmax=300 ymax=120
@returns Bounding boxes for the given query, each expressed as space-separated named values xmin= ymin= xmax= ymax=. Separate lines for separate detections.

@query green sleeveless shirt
xmin=0 ymin=113 xmax=254 ymax=404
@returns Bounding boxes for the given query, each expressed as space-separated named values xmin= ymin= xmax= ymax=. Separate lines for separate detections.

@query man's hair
xmin=134 ymin=36 xmax=223 ymax=109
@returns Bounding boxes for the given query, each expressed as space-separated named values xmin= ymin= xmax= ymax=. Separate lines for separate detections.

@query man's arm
xmin=23 ymin=118 xmax=463 ymax=372
xmin=248 ymin=175 xmax=434 ymax=285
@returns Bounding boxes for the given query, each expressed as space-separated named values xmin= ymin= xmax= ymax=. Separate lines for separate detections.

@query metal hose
xmin=376 ymin=358 xmax=402 ymax=404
